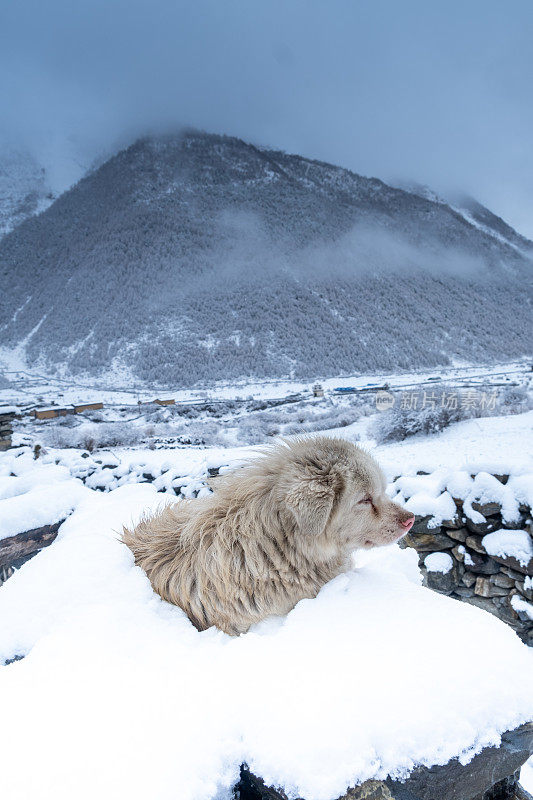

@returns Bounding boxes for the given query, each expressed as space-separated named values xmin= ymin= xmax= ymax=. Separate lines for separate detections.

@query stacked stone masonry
xmin=0 ymin=409 xmax=14 ymax=451
xmin=399 ymin=474 xmax=533 ymax=646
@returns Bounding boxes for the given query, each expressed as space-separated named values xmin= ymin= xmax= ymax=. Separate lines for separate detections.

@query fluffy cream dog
xmin=123 ymin=437 xmax=414 ymax=634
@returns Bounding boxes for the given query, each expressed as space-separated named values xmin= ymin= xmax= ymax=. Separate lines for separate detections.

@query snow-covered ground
xmin=370 ymin=410 xmax=533 ymax=477
xmin=523 ymin=760 xmax=533 ymax=795
xmin=1 ymin=410 xmax=532 ymax=544
xmin=0 ymin=410 xmax=532 ymax=800
xmin=0 ymin=483 xmax=532 ymax=800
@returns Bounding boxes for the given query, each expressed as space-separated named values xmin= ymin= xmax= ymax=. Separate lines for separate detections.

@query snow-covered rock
xmin=482 ymin=530 xmax=533 ymax=570
xmin=424 ymin=552 xmax=453 ymax=574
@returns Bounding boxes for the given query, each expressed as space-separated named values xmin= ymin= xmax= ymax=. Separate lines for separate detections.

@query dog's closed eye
xmin=359 ymin=496 xmax=377 ymax=513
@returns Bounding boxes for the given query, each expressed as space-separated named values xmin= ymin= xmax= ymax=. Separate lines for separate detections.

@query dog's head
xmin=274 ymin=437 xmax=414 ymax=554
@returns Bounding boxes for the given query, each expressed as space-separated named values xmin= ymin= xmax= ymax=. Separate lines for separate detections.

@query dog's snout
xmin=400 ymin=515 xmax=415 ymax=531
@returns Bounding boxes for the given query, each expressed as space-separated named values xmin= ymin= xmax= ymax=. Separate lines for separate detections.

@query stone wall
xmin=0 ymin=408 xmax=15 ymax=451
xmin=400 ymin=481 xmax=532 ymax=646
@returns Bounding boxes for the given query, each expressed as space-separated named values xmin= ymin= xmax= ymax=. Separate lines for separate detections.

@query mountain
xmin=398 ymin=181 xmax=533 ymax=255
xmin=0 ymin=130 xmax=531 ymax=385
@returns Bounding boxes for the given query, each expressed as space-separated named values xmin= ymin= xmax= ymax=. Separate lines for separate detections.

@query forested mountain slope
xmin=0 ymin=130 xmax=531 ymax=384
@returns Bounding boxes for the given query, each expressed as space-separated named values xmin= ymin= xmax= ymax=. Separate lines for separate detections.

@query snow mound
xmin=0 ymin=453 xmax=90 ymax=540
xmin=424 ymin=552 xmax=453 ymax=574
xmin=482 ymin=530 xmax=533 ymax=568
xmin=0 ymin=485 xmax=532 ymax=800
xmin=0 ymin=480 xmax=89 ymax=540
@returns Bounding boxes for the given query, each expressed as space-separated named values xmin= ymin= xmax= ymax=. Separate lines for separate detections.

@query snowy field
xmin=0 ymin=358 xmax=530 ymax=460
xmin=0 ymin=352 xmax=530 ymax=408
xmin=0 ymin=408 xmax=532 ymax=799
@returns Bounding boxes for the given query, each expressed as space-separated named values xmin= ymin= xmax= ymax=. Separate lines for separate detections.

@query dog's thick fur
xmin=123 ymin=437 xmax=414 ymax=634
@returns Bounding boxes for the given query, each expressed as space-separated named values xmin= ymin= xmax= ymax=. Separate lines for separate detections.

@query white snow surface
xmin=0 ymin=483 xmax=532 ymax=800
xmin=457 ymin=545 xmax=475 ymax=567
xmin=424 ymin=552 xmax=453 ymax=574
xmin=370 ymin=411 xmax=533 ymax=478
xmin=482 ymin=530 xmax=533 ymax=568
xmin=523 ymin=756 xmax=533 ymax=795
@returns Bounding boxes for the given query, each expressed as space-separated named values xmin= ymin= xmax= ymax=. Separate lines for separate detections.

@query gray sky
xmin=1 ymin=0 xmax=532 ymax=237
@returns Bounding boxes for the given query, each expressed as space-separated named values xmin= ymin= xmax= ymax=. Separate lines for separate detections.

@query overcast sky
xmin=1 ymin=0 xmax=532 ymax=237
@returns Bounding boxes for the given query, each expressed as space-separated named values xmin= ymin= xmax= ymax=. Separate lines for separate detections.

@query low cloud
xmin=1 ymin=0 xmax=532 ymax=236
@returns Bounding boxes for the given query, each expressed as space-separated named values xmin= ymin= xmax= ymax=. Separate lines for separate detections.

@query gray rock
xmin=474 ymin=577 xmax=508 ymax=598
xmin=499 ymin=597 xmax=521 ymax=625
xmin=466 ymin=535 xmax=486 ymax=554
xmin=502 ymin=515 xmax=528 ymax=530
xmin=448 ymin=527 xmax=468 ymax=542
xmin=403 ymin=531 xmax=455 ymax=551
xmin=453 ymin=545 xmax=465 ymax=562
xmin=0 ymin=521 xmax=63 ymax=570
xmin=465 ymin=551 xmax=501 ymax=575
xmin=462 ymin=572 xmax=477 ymax=588
xmin=441 ymin=516 xmax=463 ymax=530
xmin=501 ymin=566 xmax=530 ymax=581
xmin=465 ymin=517 xmax=499 ymax=536
xmin=471 ymin=501 xmax=502 ymax=518
xmin=426 ymin=566 xmax=457 ymax=595
xmin=489 ymin=553 xmax=532 ymax=577
xmin=454 ymin=586 xmax=475 ymax=598
xmin=492 ymin=574 xmax=517 ymax=589
xmin=464 ymin=595 xmax=502 ymax=617
xmin=410 ymin=516 xmax=442 ymax=535
xmin=515 ymin=581 xmax=533 ymax=601
xmin=493 ymin=474 xmax=509 ymax=485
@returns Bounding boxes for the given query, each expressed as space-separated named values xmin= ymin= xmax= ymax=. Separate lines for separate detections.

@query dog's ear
xmin=286 ymin=473 xmax=341 ymax=536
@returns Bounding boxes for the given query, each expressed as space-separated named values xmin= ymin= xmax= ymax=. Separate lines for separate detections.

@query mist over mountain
xmin=0 ymin=130 xmax=531 ymax=386
xmin=0 ymin=147 xmax=56 ymax=238
xmin=397 ymin=181 xmax=533 ymax=255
